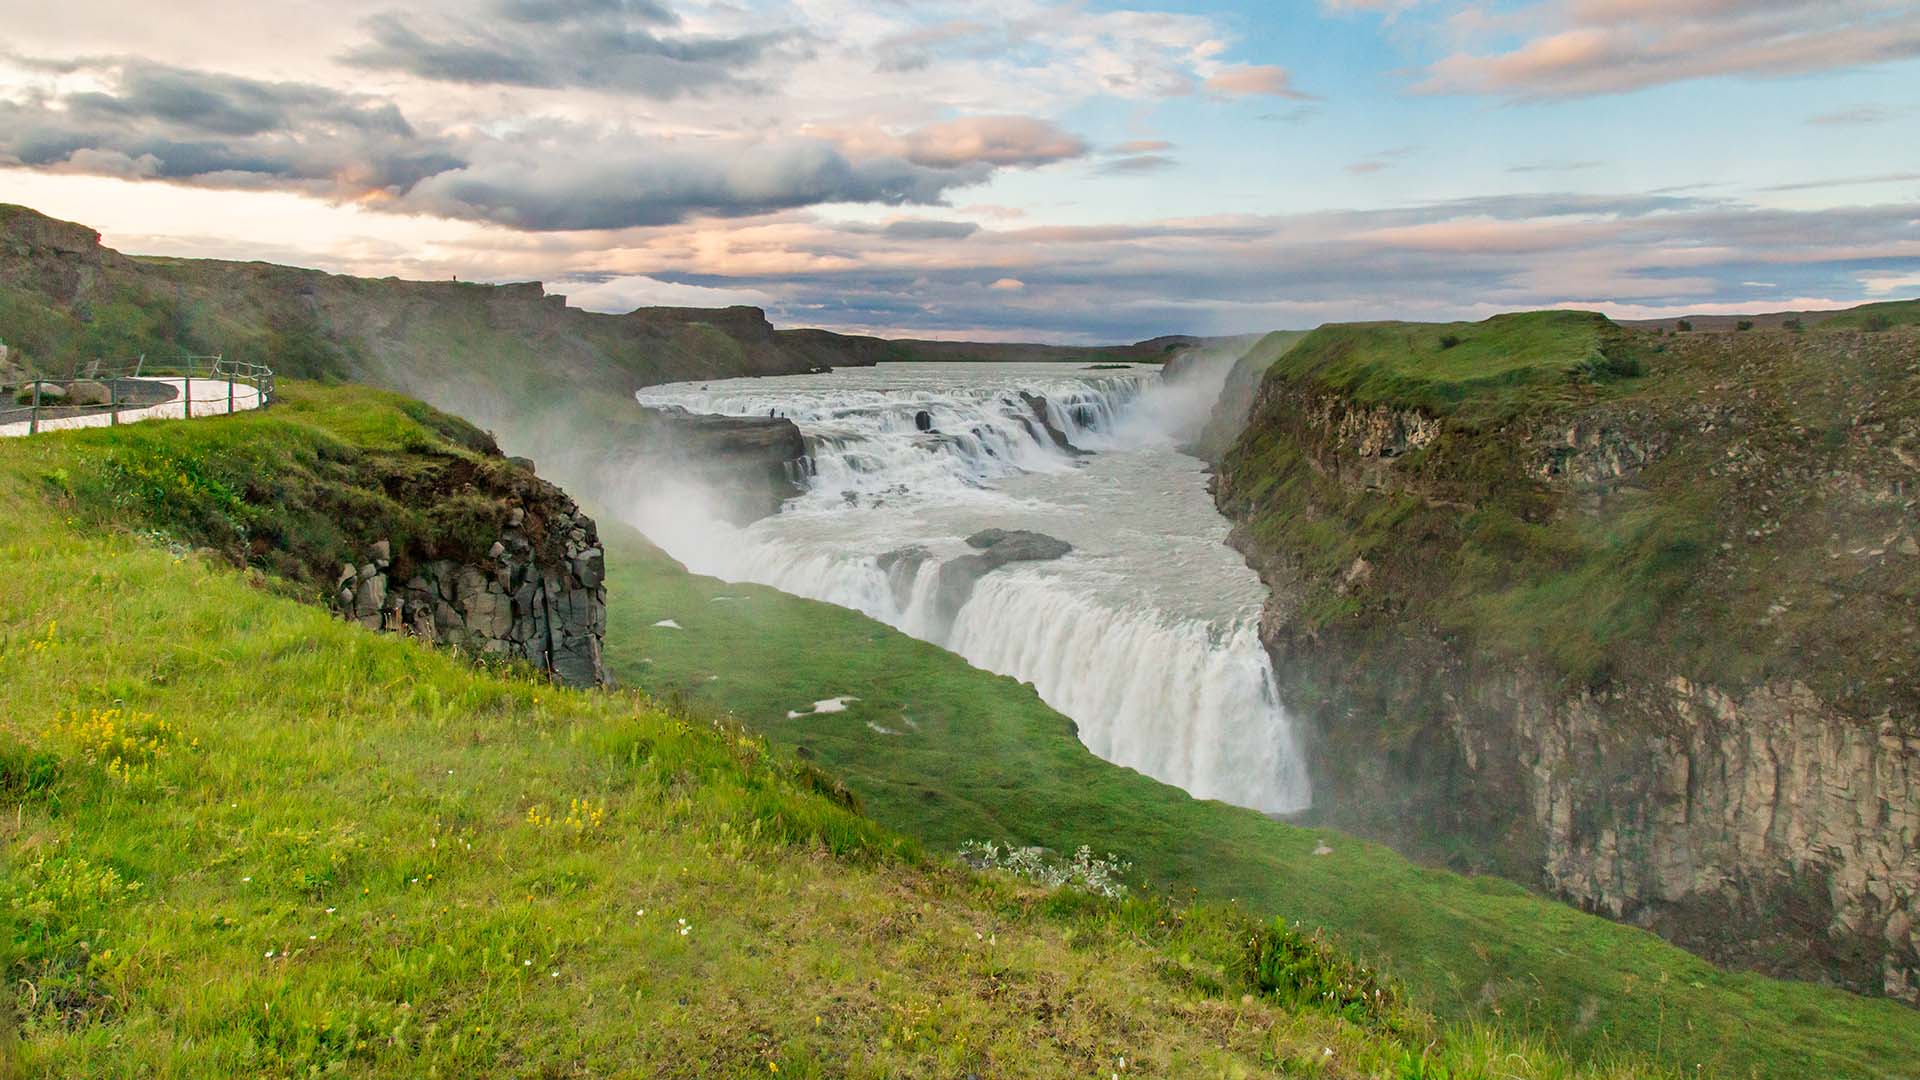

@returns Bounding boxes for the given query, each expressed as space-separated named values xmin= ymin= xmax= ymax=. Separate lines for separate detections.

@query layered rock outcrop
xmin=331 ymin=498 xmax=607 ymax=688
xmin=627 ymin=406 xmax=809 ymax=523
xmin=1210 ymin=320 xmax=1920 ymax=1001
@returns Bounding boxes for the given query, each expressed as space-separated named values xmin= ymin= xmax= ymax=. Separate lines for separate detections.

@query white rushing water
xmin=627 ymin=360 xmax=1311 ymax=815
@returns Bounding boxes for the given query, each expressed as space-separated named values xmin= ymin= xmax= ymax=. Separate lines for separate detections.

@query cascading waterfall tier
xmin=630 ymin=361 xmax=1311 ymax=815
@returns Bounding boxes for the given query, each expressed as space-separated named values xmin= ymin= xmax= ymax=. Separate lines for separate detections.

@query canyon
xmin=7 ymin=199 xmax=1918 ymax=1013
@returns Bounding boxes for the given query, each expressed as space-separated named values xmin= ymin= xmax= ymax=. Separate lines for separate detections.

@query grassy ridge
xmin=1259 ymin=311 xmax=1630 ymax=422
xmin=599 ymin=526 xmax=1920 ymax=1080
xmin=1216 ymin=311 xmax=1920 ymax=704
xmin=2 ymin=393 xmax=1659 ymax=1078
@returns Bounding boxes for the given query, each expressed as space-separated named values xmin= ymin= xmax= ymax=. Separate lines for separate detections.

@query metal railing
xmin=2 ymin=353 xmax=275 ymax=435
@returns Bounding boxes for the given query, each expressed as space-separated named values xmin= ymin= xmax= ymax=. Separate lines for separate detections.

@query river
xmin=627 ymin=359 xmax=1311 ymax=815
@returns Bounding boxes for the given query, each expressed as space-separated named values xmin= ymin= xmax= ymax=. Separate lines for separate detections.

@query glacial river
xmin=629 ymin=360 xmax=1311 ymax=815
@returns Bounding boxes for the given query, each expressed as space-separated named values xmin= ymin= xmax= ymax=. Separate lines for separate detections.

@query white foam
xmin=626 ymin=362 xmax=1312 ymax=815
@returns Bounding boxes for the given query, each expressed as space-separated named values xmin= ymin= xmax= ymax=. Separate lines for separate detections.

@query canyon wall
xmin=1211 ymin=314 xmax=1920 ymax=1000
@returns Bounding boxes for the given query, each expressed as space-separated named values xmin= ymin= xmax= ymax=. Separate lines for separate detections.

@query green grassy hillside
xmin=598 ymin=527 xmax=1920 ymax=1080
xmin=1 ymin=388 xmax=1666 ymax=1078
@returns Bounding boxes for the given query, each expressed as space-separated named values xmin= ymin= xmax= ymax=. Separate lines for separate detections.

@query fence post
xmin=228 ymin=371 xmax=235 ymax=414
xmin=111 ymin=378 xmax=119 ymax=426
xmin=29 ymin=381 xmax=39 ymax=436
xmin=184 ymin=357 xmax=192 ymax=421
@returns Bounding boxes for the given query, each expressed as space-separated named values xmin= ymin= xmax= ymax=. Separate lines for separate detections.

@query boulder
xmin=1016 ymin=392 xmax=1085 ymax=456
xmin=14 ymin=382 xmax=65 ymax=405
xmin=915 ymin=409 xmax=934 ymax=432
xmin=935 ymin=530 xmax=1074 ymax=623
xmin=65 ymin=380 xmax=111 ymax=407
xmin=965 ymin=529 xmax=1073 ymax=562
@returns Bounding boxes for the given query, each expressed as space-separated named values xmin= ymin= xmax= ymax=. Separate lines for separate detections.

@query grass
xmin=1264 ymin=311 xmax=1634 ymax=424
xmin=1815 ymin=299 xmax=1920 ymax=331
xmin=1215 ymin=311 xmax=1919 ymax=710
xmin=30 ymin=383 xmax=520 ymax=596
xmin=597 ymin=524 xmax=1920 ymax=1080
xmin=1 ymin=390 xmax=1671 ymax=1078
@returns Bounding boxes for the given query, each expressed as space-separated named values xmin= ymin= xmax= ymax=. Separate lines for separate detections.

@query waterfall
xmin=628 ymin=361 xmax=1311 ymax=816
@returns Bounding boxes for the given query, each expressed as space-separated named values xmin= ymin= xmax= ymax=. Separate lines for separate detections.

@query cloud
xmin=1761 ymin=171 xmax=1920 ymax=192
xmin=0 ymin=57 xmax=1080 ymax=231
xmin=1319 ymin=0 xmax=1422 ymax=11
xmin=43 ymin=176 xmax=1912 ymax=342
xmin=870 ymin=19 xmax=996 ymax=73
xmin=1203 ymin=64 xmax=1312 ymax=98
xmin=553 ymin=273 xmax=776 ymax=313
xmin=490 ymin=190 xmax=1916 ymax=341
xmin=1508 ymin=160 xmax=1603 ymax=174
xmin=882 ymin=219 xmax=981 ymax=240
xmin=1860 ymin=272 xmax=1920 ymax=295
xmin=1806 ymin=105 xmax=1904 ymax=126
xmin=1098 ymin=154 xmax=1178 ymax=175
xmin=989 ymin=277 xmax=1026 ymax=291
xmin=1413 ymin=0 xmax=1920 ymax=98
xmin=899 ymin=116 xmax=1089 ymax=169
xmin=1345 ymin=145 xmax=1419 ymax=175
xmin=500 ymin=0 xmax=678 ymax=26
xmin=0 ymin=58 xmax=459 ymax=196
xmin=340 ymin=0 xmax=781 ymax=98
xmin=393 ymin=135 xmax=981 ymax=230
xmin=1111 ymin=140 xmax=1174 ymax=154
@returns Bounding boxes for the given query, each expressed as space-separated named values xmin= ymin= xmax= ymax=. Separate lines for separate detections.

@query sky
xmin=1 ymin=0 xmax=1917 ymax=342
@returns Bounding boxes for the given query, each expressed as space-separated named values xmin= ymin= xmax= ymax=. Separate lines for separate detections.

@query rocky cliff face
xmin=332 ymin=496 xmax=607 ymax=688
xmin=1212 ymin=317 xmax=1920 ymax=1001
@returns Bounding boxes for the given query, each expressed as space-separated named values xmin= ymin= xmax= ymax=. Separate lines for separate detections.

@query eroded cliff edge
xmin=1209 ymin=309 xmax=1920 ymax=1001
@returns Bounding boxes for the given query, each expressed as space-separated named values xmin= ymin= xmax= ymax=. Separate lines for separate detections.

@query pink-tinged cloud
xmin=1204 ymin=65 xmax=1311 ymax=98
xmin=1416 ymin=1 xmax=1920 ymax=98
xmin=900 ymin=116 xmax=1090 ymax=169
xmin=1112 ymin=140 xmax=1175 ymax=154
xmin=989 ymin=277 xmax=1026 ymax=291
xmin=1358 ymin=217 xmax=1625 ymax=254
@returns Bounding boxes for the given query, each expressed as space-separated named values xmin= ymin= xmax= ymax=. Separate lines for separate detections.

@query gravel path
xmin=0 ymin=378 xmax=264 ymax=438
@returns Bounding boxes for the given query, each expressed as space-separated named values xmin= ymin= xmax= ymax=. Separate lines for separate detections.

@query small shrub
xmin=1675 ymin=319 xmax=1693 ymax=332
xmin=1736 ymin=320 xmax=1755 ymax=332
xmin=1863 ymin=313 xmax=1894 ymax=332
xmin=1236 ymin=918 xmax=1397 ymax=1026
xmin=1579 ymin=345 xmax=1643 ymax=382
xmin=959 ymin=840 xmax=1132 ymax=898
xmin=1437 ymin=334 xmax=1462 ymax=350
xmin=1783 ymin=318 xmax=1805 ymax=332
